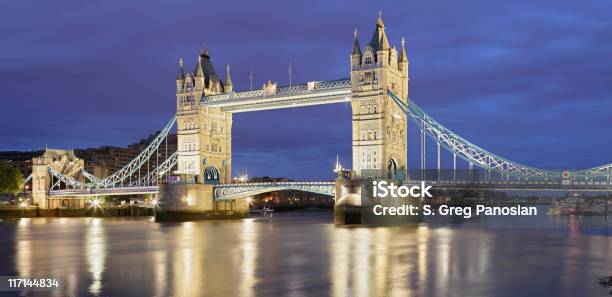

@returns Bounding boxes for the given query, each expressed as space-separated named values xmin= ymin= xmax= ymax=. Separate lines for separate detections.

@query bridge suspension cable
xmin=388 ymin=90 xmax=612 ymax=181
xmin=388 ymin=90 xmax=558 ymax=180
xmin=46 ymin=114 xmax=177 ymax=192
xmin=97 ymin=115 xmax=176 ymax=187
xmin=130 ymin=152 xmax=177 ymax=187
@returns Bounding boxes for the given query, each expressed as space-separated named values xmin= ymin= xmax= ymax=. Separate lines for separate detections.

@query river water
xmin=0 ymin=207 xmax=610 ymax=297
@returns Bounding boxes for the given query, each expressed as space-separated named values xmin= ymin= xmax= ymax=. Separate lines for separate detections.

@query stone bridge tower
xmin=175 ymin=48 xmax=233 ymax=184
xmin=350 ymin=16 xmax=409 ymax=178
xmin=31 ymin=148 xmax=84 ymax=208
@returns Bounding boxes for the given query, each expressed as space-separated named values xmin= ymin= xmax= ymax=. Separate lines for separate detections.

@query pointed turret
xmin=399 ymin=37 xmax=408 ymax=62
xmin=352 ymin=29 xmax=362 ymax=56
xmin=194 ymin=55 xmax=204 ymax=78
xmin=369 ymin=12 xmax=389 ymax=50
xmin=177 ymin=57 xmax=185 ymax=80
xmin=176 ymin=57 xmax=185 ymax=91
xmin=225 ymin=64 xmax=233 ymax=93
xmin=334 ymin=154 xmax=343 ymax=173
xmin=379 ymin=27 xmax=390 ymax=50
xmin=399 ymin=37 xmax=409 ymax=74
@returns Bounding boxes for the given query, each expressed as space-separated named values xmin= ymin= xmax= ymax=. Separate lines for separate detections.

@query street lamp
xmin=151 ymin=199 xmax=158 ymax=217
xmin=19 ymin=202 xmax=26 ymax=217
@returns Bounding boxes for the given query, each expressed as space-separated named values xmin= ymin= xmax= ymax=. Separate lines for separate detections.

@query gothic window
xmin=364 ymin=56 xmax=372 ymax=64
xmin=182 ymin=95 xmax=193 ymax=104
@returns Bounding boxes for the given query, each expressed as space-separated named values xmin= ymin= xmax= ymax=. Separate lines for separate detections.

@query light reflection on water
xmin=0 ymin=212 xmax=610 ymax=297
xmin=86 ymin=218 xmax=105 ymax=295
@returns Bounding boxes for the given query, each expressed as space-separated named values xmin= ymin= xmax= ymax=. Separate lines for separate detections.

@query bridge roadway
xmin=47 ymin=179 xmax=611 ymax=199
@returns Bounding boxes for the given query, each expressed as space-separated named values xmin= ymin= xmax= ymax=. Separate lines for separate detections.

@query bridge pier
xmin=334 ymin=175 xmax=363 ymax=224
xmin=334 ymin=172 xmax=422 ymax=225
xmin=157 ymin=183 xmax=248 ymax=221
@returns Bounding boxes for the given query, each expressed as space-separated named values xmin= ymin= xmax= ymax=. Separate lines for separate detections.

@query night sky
xmin=1 ymin=0 xmax=612 ymax=180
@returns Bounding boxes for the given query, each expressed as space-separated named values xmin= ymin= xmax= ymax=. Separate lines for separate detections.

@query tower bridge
xmin=25 ymin=16 xmax=612 ymax=216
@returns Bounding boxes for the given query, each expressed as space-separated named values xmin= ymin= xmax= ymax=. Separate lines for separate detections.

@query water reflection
xmin=1 ymin=214 xmax=610 ymax=297
xmin=153 ymin=249 xmax=167 ymax=297
xmin=16 ymin=218 xmax=32 ymax=277
xmin=240 ymin=218 xmax=257 ymax=297
xmin=86 ymin=218 xmax=106 ymax=295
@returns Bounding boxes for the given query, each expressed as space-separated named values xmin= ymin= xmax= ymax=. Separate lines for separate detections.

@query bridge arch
xmin=204 ymin=166 xmax=220 ymax=184
xmin=213 ymin=182 xmax=336 ymax=200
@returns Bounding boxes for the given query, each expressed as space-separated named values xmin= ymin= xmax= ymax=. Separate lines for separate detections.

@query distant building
xmin=0 ymin=132 xmax=177 ymax=178
xmin=74 ymin=132 xmax=177 ymax=178
xmin=75 ymin=146 xmax=136 ymax=178
xmin=251 ymin=190 xmax=333 ymax=209
xmin=0 ymin=150 xmax=43 ymax=176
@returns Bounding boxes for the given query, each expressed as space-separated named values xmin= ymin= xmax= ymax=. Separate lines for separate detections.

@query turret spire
xmin=225 ymin=64 xmax=233 ymax=93
xmin=379 ymin=26 xmax=390 ymax=50
xmin=377 ymin=11 xmax=384 ymax=28
xmin=399 ymin=36 xmax=408 ymax=62
xmin=201 ymin=43 xmax=209 ymax=58
xmin=352 ymin=28 xmax=362 ymax=56
xmin=369 ymin=13 xmax=389 ymax=50
xmin=334 ymin=155 xmax=343 ymax=173
xmin=177 ymin=57 xmax=185 ymax=80
xmin=194 ymin=55 xmax=204 ymax=77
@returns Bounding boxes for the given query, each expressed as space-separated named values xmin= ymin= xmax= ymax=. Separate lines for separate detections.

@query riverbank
xmin=0 ymin=206 xmax=153 ymax=218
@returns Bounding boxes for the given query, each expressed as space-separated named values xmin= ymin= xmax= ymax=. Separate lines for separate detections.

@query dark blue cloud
xmin=1 ymin=0 xmax=612 ymax=179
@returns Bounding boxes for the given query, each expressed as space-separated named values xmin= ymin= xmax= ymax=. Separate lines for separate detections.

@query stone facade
xmin=175 ymin=50 xmax=233 ymax=184
xmin=157 ymin=183 xmax=248 ymax=220
xmin=350 ymin=16 xmax=409 ymax=177
xmin=31 ymin=148 xmax=85 ymax=208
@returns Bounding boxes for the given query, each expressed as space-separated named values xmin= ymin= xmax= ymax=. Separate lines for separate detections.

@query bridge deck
xmin=47 ymin=179 xmax=611 ymax=198
xmin=201 ymin=79 xmax=351 ymax=113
